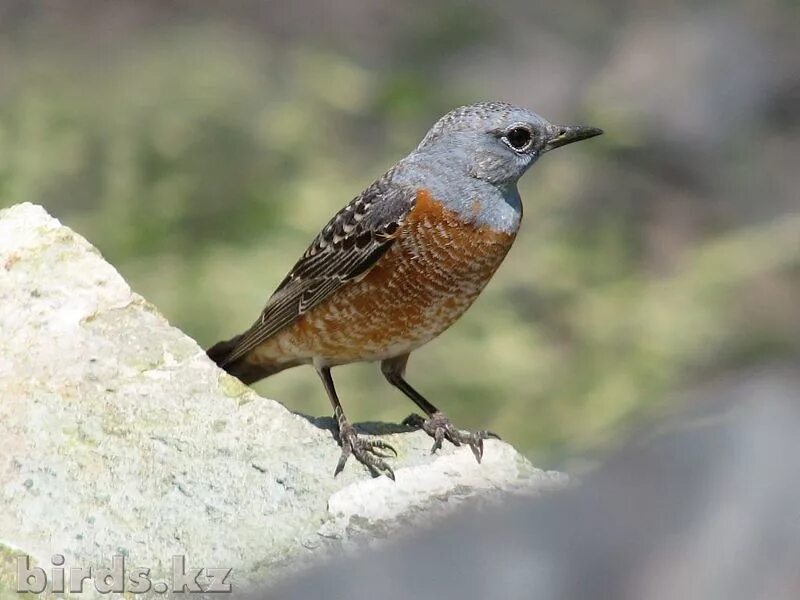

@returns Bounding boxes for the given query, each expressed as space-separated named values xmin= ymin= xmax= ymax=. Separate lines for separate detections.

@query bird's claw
xmin=334 ymin=423 xmax=397 ymax=480
xmin=403 ymin=412 xmax=499 ymax=463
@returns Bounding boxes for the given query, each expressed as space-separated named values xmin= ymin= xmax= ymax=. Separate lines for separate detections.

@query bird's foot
xmin=335 ymin=422 xmax=397 ymax=480
xmin=403 ymin=412 xmax=499 ymax=463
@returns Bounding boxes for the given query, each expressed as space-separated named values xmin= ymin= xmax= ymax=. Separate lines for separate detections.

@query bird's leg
xmin=316 ymin=365 xmax=396 ymax=479
xmin=381 ymin=355 xmax=499 ymax=463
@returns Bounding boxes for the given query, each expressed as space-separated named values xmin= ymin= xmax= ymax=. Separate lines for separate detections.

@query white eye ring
xmin=502 ymin=124 xmax=534 ymax=152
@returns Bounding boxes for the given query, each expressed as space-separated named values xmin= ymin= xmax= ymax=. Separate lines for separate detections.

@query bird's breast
xmin=261 ymin=189 xmax=516 ymax=364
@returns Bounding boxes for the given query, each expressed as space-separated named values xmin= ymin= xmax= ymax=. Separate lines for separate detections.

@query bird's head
xmin=415 ymin=102 xmax=602 ymax=186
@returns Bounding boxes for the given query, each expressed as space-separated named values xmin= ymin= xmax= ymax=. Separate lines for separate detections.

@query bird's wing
xmin=220 ymin=173 xmax=417 ymax=365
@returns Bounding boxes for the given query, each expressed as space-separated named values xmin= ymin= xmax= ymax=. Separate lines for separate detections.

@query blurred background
xmin=1 ymin=0 xmax=797 ymax=466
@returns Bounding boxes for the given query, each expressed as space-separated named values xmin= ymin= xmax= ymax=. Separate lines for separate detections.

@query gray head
xmin=414 ymin=101 xmax=602 ymax=186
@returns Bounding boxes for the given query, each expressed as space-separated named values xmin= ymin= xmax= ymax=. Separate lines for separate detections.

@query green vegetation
xmin=2 ymin=4 xmax=797 ymax=463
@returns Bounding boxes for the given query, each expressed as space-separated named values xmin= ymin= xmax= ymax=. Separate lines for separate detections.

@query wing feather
xmin=220 ymin=172 xmax=416 ymax=365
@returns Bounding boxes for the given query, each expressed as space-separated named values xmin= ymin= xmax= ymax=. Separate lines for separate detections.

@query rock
xmin=269 ymin=364 xmax=800 ymax=600
xmin=0 ymin=203 xmax=564 ymax=596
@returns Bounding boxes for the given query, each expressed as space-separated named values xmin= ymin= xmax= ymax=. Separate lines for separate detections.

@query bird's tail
xmin=206 ymin=335 xmax=291 ymax=385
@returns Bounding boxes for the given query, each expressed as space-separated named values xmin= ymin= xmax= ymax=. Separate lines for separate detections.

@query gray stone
xmin=271 ymin=364 xmax=800 ymax=600
xmin=0 ymin=203 xmax=564 ymax=596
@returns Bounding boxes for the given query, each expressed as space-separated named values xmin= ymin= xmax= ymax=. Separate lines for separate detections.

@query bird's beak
xmin=544 ymin=125 xmax=603 ymax=152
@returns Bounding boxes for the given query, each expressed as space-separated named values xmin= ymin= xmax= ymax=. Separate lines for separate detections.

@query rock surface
xmin=270 ymin=364 xmax=800 ymax=600
xmin=0 ymin=203 xmax=564 ymax=595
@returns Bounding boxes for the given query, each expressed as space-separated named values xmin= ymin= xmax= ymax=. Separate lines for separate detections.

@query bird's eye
xmin=504 ymin=126 xmax=533 ymax=151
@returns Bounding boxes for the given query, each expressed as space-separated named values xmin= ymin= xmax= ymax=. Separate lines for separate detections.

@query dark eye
xmin=505 ymin=126 xmax=532 ymax=151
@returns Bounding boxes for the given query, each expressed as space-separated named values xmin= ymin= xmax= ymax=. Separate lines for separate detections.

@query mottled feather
xmin=219 ymin=170 xmax=416 ymax=365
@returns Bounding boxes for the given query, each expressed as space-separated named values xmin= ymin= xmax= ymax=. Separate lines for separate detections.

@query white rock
xmin=0 ymin=203 xmax=563 ymax=596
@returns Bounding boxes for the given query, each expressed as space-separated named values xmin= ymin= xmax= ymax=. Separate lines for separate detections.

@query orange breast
xmin=254 ymin=189 xmax=516 ymax=365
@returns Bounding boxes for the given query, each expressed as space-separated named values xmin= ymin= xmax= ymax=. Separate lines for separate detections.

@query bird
xmin=207 ymin=101 xmax=602 ymax=479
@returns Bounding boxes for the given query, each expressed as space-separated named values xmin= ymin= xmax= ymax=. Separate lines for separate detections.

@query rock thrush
xmin=208 ymin=101 xmax=602 ymax=478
